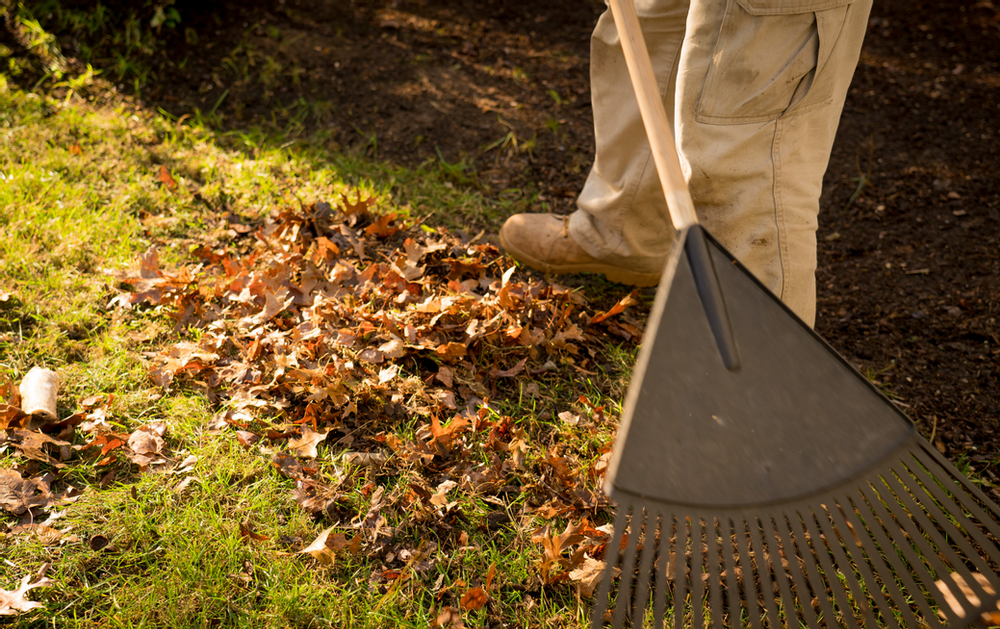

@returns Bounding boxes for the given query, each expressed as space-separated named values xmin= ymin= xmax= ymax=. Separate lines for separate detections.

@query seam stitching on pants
xmin=772 ymin=118 xmax=788 ymax=300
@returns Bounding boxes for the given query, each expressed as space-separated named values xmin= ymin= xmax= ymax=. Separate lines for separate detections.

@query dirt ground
xmin=85 ymin=1 xmax=1000 ymax=472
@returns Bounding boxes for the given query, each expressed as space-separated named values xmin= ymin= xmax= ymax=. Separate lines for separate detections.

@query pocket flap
xmin=736 ymin=0 xmax=854 ymax=15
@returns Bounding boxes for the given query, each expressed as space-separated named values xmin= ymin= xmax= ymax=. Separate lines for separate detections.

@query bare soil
xmin=57 ymin=0 xmax=1000 ymax=475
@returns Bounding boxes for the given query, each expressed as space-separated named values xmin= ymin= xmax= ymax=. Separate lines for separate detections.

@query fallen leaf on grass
xmin=490 ymin=356 xmax=528 ymax=378
xmin=297 ymin=526 xmax=361 ymax=565
xmin=288 ymin=425 xmax=328 ymax=459
xmin=239 ymin=521 xmax=269 ymax=542
xmin=590 ymin=290 xmax=639 ymax=324
xmin=378 ymin=338 xmax=406 ymax=359
xmin=235 ymin=430 xmax=260 ymax=448
xmin=558 ymin=411 xmax=584 ymax=427
xmin=569 ymin=556 xmax=608 ymax=598
xmin=429 ymin=415 xmax=470 ymax=452
xmin=158 ymin=165 xmax=177 ymax=190
xmin=378 ymin=364 xmax=399 ymax=385
xmin=431 ymin=606 xmax=465 ymax=629
xmin=460 ymin=586 xmax=488 ymax=611
xmin=10 ymin=523 xmax=62 ymax=546
xmin=0 ymin=404 xmax=28 ymax=431
xmin=342 ymin=451 xmax=388 ymax=466
xmin=429 ymin=479 xmax=458 ymax=509
xmin=358 ymin=348 xmax=384 ymax=364
xmin=531 ymin=520 xmax=590 ymax=583
xmin=0 ymin=572 xmax=53 ymax=616
xmin=272 ymin=452 xmax=306 ymax=480
xmin=4 ymin=430 xmax=70 ymax=467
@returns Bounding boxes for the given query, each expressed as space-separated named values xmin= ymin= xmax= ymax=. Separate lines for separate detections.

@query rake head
xmin=593 ymin=228 xmax=1000 ymax=628
xmin=593 ymin=441 xmax=1000 ymax=629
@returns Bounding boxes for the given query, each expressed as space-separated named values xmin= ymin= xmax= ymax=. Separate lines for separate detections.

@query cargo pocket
xmin=695 ymin=0 xmax=854 ymax=125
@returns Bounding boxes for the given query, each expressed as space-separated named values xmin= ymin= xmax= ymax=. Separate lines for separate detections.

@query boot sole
xmin=499 ymin=230 xmax=661 ymax=287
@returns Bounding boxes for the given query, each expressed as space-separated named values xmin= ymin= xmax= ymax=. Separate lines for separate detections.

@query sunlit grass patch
xmin=0 ymin=69 xmax=628 ymax=627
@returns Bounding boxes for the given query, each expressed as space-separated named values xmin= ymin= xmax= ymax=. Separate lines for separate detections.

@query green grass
xmin=0 ymin=40 xmax=632 ymax=624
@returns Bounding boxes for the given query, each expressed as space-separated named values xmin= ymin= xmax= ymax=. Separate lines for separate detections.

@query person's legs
xmin=500 ymin=0 xmax=873 ymax=326
xmin=498 ymin=0 xmax=688 ymax=287
xmin=567 ymin=0 xmax=690 ymax=274
xmin=674 ymin=0 xmax=874 ymax=325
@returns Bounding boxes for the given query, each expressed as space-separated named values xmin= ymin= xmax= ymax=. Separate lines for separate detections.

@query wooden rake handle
xmin=608 ymin=0 xmax=698 ymax=231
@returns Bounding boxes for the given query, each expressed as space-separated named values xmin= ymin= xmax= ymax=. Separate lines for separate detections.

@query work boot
xmin=498 ymin=213 xmax=661 ymax=287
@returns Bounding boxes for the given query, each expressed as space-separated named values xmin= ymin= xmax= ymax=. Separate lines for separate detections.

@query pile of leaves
xmin=2 ymin=190 xmax=648 ymax=617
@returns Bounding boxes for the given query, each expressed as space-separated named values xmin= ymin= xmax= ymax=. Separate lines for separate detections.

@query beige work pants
xmin=569 ymin=0 xmax=873 ymax=326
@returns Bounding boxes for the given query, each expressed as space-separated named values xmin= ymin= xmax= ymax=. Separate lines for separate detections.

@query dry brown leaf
xmin=342 ymin=452 xmax=388 ymax=466
xmin=10 ymin=523 xmax=63 ymax=546
xmin=429 ymin=415 xmax=470 ymax=452
xmin=158 ymin=164 xmax=177 ymax=190
xmin=558 ymin=411 xmax=584 ymax=427
xmin=429 ymin=479 xmax=458 ymax=508
xmin=6 ymin=430 xmax=70 ymax=467
xmin=0 ymin=404 xmax=28 ymax=431
xmin=235 ymin=430 xmax=260 ymax=448
xmin=358 ymin=348 xmax=384 ymax=364
xmin=485 ymin=562 xmax=497 ymax=591
xmin=491 ymin=356 xmax=528 ymax=378
xmin=460 ymin=585 xmax=488 ymax=611
xmin=0 ymin=572 xmax=53 ymax=616
xmin=436 ymin=366 xmax=454 ymax=388
xmin=434 ymin=342 xmax=467 ymax=362
xmin=590 ymin=289 xmax=639 ymax=324
xmin=569 ymin=556 xmax=607 ymax=598
xmin=128 ymin=428 xmax=164 ymax=456
xmin=239 ymin=521 xmax=269 ymax=542
xmin=288 ymin=425 xmax=328 ymax=459
xmin=298 ymin=526 xmax=338 ymax=565
xmin=378 ymin=364 xmax=399 ymax=385
xmin=0 ymin=470 xmax=55 ymax=515
xmin=378 ymin=338 xmax=406 ymax=359
xmin=272 ymin=452 xmax=306 ymax=480
xmin=431 ymin=606 xmax=465 ymax=629
xmin=297 ymin=526 xmax=360 ymax=565
xmin=364 ymin=212 xmax=401 ymax=238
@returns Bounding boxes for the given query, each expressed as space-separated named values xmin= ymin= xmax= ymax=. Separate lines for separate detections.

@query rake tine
xmin=904 ymin=455 xmax=1000 ymax=593
xmin=654 ymin=512 xmax=669 ymax=629
xmin=764 ymin=514 xmax=803 ymax=629
xmin=873 ymin=473 xmax=971 ymax=625
xmin=691 ymin=517 xmax=705 ymax=629
xmin=916 ymin=445 xmax=1000 ymax=540
xmin=813 ymin=500 xmax=878 ymax=628
xmin=824 ymin=496 xmax=898 ymax=627
xmin=613 ymin=505 xmax=647 ymax=629
xmin=632 ymin=509 xmax=660 ymax=629
xmin=592 ymin=505 xmax=630 ymax=628
xmin=880 ymin=469 xmax=989 ymax=619
xmin=788 ymin=511 xmax=838 ymax=628
xmin=675 ymin=515 xmax=689 ymax=629
xmin=857 ymin=480 xmax=950 ymax=627
xmin=802 ymin=507 xmax=862 ymax=629
xmin=836 ymin=491 xmax=922 ymax=629
xmin=748 ymin=515 xmax=781 ymax=628
xmin=734 ymin=517 xmax=763 ymax=629
xmin=707 ymin=517 xmax=723 ymax=629
xmin=722 ymin=517 xmax=742 ymax=628
xmin=775 ymin=513 xmax=820 ymax=629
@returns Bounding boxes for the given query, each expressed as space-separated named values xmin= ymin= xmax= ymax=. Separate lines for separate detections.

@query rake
xmin=592 ymin=1 xmax=1000 ymax=627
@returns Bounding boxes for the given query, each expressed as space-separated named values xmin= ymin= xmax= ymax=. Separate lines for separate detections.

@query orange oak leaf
xmin=158 ymin=165 xmax=177 ymax=190
xmin=460 ymin=586 xmax=487 ymax=611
